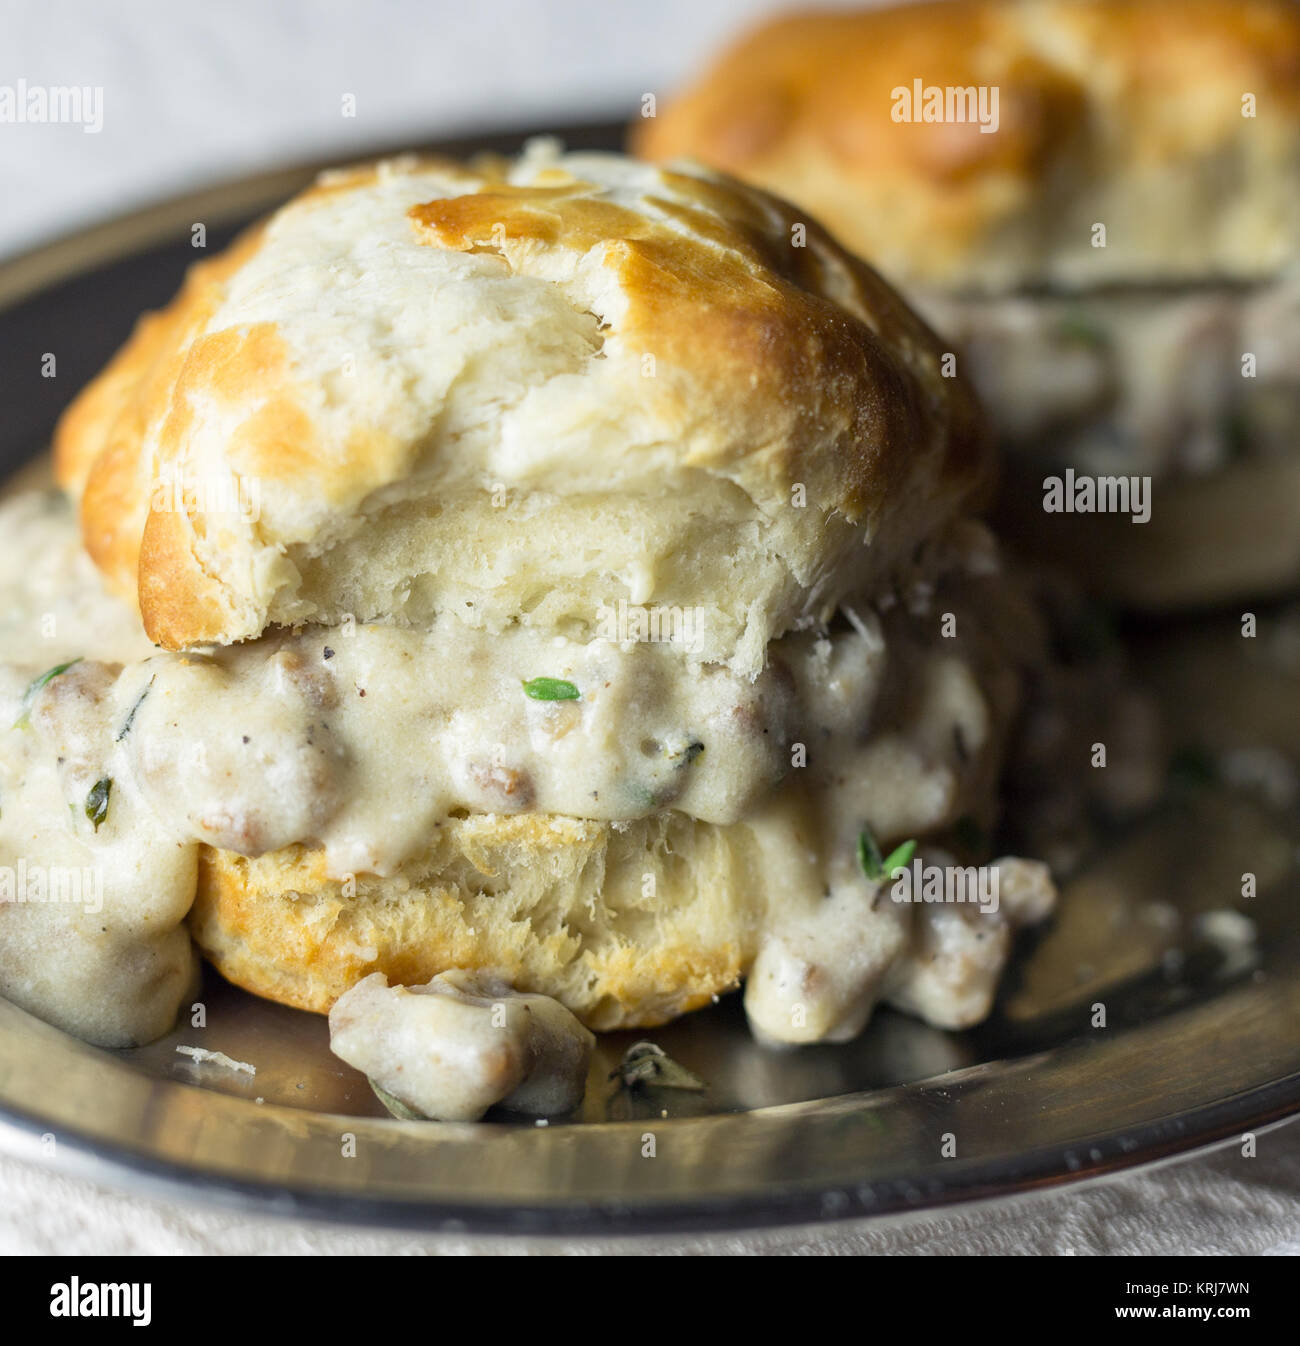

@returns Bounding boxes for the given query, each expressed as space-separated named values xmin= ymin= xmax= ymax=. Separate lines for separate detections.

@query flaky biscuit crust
xmin=54 ymin=149 xmax=988 ymax=669
xmin=634 ymin=0 xmax=1300 ymax=290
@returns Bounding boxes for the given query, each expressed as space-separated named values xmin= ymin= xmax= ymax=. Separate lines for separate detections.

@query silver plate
xmin=0 ymin=123 xmax=1298 ymax=1235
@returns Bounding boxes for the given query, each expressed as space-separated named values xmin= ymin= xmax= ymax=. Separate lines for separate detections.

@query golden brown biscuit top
xmin=53 ymin=145 xmax=988 ymax=657
xmin=635 ymin=0 xmax=1300 ymax=289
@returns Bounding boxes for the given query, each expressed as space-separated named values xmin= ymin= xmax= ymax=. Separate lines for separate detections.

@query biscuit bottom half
xmin=191 ymin=808 xmax=1056 ymax=1043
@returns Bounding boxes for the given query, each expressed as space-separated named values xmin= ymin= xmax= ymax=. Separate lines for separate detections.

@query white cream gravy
xmin=0 ymin=489 xmax=1053 ymax=1053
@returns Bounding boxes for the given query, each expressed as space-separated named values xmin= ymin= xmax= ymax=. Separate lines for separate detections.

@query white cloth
xmin=2 ymin=1120 xmax=1299 ymax=1255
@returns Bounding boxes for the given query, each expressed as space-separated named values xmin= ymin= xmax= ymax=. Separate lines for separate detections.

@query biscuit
xmin=635 ymin=0 xmax=1300 ymax=291
xmin=54 ymin=145 xmax=988 ymax=674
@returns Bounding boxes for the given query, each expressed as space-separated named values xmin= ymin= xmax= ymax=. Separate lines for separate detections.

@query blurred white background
xmin=0 ymin=0 xmax=868 ymax=257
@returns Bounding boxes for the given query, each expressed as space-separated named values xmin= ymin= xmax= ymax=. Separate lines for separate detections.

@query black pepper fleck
xmin=323 ymin=647 xmax=335 ymax=660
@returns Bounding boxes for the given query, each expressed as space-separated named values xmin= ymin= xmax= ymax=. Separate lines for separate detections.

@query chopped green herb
xmin=85 ymin=777 xmax=112 ymax=832
xmin=522 ymin=676 xmax=580 ymax=701
xmin=368 ymin=1078 xmax=430 ymax=1121
xmin=115 ymin=676 xmax=155 ymax=742
xmin=882 ymin=838 xmax=917 ymax=875
xmin=675 ymin=740 xmax=705 ymax=768
xmin=610 ymin=1041 xmax=706 ymax=1092
xmin=857 ymin=827 xmax=884 ymax=879
xmin=13 ymin=659 xmax=81 ymax=729
xmin=858 ymin=826 xmax=917 ymax=881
